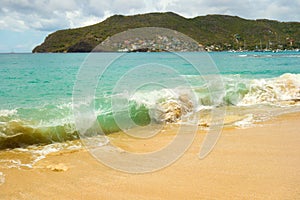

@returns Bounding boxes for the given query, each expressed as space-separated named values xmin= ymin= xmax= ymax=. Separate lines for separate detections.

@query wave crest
xmin=1 ymin=73 xmax=299 ymax=149
xmin=239 ymin=73 xmax=300 ymax=106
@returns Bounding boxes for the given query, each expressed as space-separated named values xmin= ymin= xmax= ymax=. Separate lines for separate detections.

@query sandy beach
xmin=1 ymin=1 xmax=300 ymax=199
xmin=1 ymin=112 xmax=300 ymax=199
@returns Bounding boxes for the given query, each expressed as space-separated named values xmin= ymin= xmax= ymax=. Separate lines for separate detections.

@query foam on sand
xmin=0 ymin=171 xmax=5 ymax=185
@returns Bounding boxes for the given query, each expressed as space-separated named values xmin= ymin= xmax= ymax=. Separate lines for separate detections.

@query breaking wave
xmin=0 ymin=73 xmax=299 ymax=149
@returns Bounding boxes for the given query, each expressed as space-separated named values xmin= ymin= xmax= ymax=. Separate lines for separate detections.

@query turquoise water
xmin=0 ymin=51 xmax=300 ymax=148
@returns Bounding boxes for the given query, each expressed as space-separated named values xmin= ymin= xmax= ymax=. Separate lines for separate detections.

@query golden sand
xmin=0 ymin=112 xmax=300 ymax=199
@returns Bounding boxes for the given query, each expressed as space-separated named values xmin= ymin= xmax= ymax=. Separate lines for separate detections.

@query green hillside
xmin=32 ymin=12 xmax=300 ymax=52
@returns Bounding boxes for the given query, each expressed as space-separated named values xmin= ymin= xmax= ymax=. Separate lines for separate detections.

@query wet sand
xmin=1 ymin=112 xmax=300 ymax=199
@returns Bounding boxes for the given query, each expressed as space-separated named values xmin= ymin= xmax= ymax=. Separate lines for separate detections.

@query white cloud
xmin=0 ymin=0 xmax=298 ymax=52
xmin=0 ymin=0 xmax=299 ymax=33
xmin=160 ymin=0 xmax=300 ymax=20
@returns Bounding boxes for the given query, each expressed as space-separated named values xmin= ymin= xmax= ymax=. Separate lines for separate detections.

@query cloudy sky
xmin=0 ymin=0 xmax=299 ymax=52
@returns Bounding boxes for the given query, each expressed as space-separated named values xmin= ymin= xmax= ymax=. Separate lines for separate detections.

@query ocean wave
xmin=238 ymin=73 xmax=300 ymax=106
xmin=237 ymin=53 xmax=300 ymax=58
xmin=0 ymin=119 xmax=79 ymax=149
xmin=0 ymin=90 xmax=196 ymax=149
xmin=130 ymin=88 xmax=196 ymax=123
xmin=0 ymin=73 xmax=299 ymax=149
xmin=192 ymin=73 xmax=300 ymax=106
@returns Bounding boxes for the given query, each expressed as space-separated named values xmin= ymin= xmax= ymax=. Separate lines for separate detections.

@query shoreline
xmin=1 ymin=112 xmax=300 ymax=199
xmin=2 ymin=49 xmax=300 ymax=54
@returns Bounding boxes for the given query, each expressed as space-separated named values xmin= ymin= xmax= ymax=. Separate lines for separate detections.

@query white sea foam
xmin=239 ymin=73 xmax=300 ymax=106
xmin=234 ymin=114 xmax=255 ymax=128
xmin=30 ymin=142 xmax=83 ymax=165
xmin=130 ymin=88 xmax=197 ymax=122
xmin=0 ymin=172 xmax=5 ymax=185
xmin=0 ymin=109 xmax=17 ymax=117
xmin=0 ymin=142 xmax=83 ymax=170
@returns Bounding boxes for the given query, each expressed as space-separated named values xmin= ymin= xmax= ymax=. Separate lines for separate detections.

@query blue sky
xmin=0 ymin=0 xmax=299 ymax=53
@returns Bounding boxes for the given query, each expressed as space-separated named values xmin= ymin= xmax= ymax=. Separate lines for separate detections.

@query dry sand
xmin=0 ymin=112 xmax=300 ymax=199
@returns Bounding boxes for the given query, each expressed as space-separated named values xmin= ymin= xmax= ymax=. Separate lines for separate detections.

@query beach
xmin=0 ymin=2 xmax=300 ymax=199
xmin=1 ymin=111 xmax=299 ymax=199
xmin=0 ymin=52 xmax=299 ymax=199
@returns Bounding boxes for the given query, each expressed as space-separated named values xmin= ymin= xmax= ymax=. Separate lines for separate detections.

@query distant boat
xmin=227 ymin=50 xmax=236 ymax=53
xmin=263 ymin=49 xmax=272 ymax=52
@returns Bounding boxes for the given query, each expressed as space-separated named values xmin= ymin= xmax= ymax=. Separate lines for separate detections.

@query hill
xmin=32 ymin=12 xmax=300 ymax=52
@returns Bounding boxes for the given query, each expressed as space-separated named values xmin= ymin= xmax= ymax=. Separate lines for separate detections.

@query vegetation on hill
xmin=32 ymin=12 xmax=300 ymax=52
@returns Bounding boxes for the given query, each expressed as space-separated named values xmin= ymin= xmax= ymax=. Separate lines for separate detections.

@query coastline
xmin=1 ymin=112 xmax=300 ymax=199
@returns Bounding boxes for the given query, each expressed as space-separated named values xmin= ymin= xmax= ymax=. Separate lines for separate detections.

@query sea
xmin=0 ymin=51 xmax=299 ymax=170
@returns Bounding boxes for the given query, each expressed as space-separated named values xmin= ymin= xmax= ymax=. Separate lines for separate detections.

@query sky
xmin=0 ymin=0 xmax=299 ymax=53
